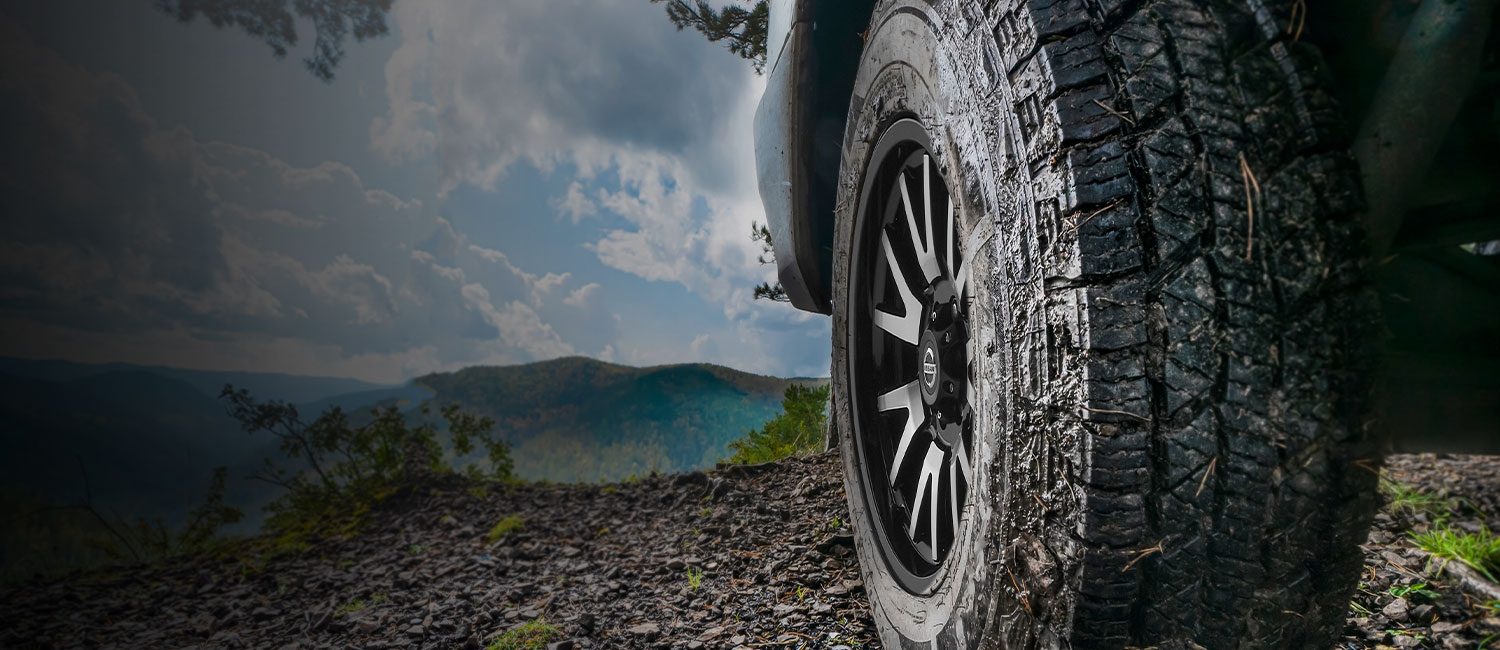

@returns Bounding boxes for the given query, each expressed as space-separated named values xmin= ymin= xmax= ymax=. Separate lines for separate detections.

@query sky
xmin=0 ymin=0 xmax=831 ymax=383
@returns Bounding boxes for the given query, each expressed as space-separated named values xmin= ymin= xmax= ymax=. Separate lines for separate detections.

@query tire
xmin=828 ymin=0 xmax=1379 ymax=647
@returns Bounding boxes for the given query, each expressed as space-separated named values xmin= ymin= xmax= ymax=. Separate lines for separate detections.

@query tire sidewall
xmin=831 ymin=3 xmax=1008 ymax=647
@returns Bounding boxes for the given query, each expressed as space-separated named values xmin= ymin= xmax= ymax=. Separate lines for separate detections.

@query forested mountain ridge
xmin=415 ymin=356 xmax=826 ymax=481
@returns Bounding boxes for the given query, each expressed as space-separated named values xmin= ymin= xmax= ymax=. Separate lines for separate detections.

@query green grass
xmin=486 ymin=619 xmax=560 ymax=650
xmin=335 ymin=593 xmax=387 ymax=616
xmin=686 ymin=566 xmax=703 ymax=591
xmin=1384 ymin=581 xmax=1438 ymax=602
xmin=1387 ymin=629 xmax=1426 ymax=643
xmin=1379 ymin=477 xmax=1451 ymax=521
xmin=486 ymin=515 xmax=524 ymax=544
xmin=1411 ymin=526 xmax=1500 ymax=582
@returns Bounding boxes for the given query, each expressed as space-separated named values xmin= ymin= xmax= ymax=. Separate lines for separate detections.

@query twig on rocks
xmin=1415 ymin=548 xmax=1500 ymax=602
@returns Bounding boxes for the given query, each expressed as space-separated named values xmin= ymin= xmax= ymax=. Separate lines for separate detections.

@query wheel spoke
xmin=966 ymin=337 xmax=977 ymax=409
xmin=874 ymin=231 xmax=923 ymax=346
xmin=907 ymin=440 xmax=945 ymax=561
xmin=945 ymin=199 xmax=957 ymax=281
xmin=954 ymin=221 xmax=986 ymax=298
xmin=899 ymin=158 xmax=941 ymax=283
xmin=949 ymin=453 xmax=960 ymax=540
xmin=877 ymin=380 xmax=925 ymax=484
xmin=954 ymin=435 xmax=971 ymax=483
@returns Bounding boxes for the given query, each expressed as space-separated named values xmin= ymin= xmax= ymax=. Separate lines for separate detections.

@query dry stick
xmin=1413 ymin=548 xmax=1500 ymax=602
xmin=1092 ymin=98 xmax=1136 ymax=126
xmin=1122 ymin=543 xmax=1164 ymax=573
xmin=1080 ymin=405 xmax=1151 ymax=422
xmin=1005 ymin=567 xmax=1034 ymax=615
xmin=1069 ymin=198 xmax=1126 ymax=235
xmin=1195 ymin=456 xmax=1218 ymax=498
xmin=1238 ymin=152 xmax=1262 ymax=261
xmin=1352 ymin=457 xmax=1382 ymax=476
xmin=1288 ymin=0 xmax=1308 ymax=42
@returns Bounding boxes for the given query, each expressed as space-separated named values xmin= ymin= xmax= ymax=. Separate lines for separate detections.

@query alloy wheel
xmin=847 ymin=119 xmax=978 ymax=592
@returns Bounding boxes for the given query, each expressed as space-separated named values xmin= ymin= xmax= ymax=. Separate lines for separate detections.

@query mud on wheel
xmin=830 ymin=0 xmax=1378 ymax=647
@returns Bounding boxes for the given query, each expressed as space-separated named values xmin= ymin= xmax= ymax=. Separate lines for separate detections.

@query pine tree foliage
xmin=154 ymin=0 xmax=394 ymax=81
xmin=751 ymin=221 xmax=790 ymax=302
xmin=652 ymin=0 xmax=769 ymax=73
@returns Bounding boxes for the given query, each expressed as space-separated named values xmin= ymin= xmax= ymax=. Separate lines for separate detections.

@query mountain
xmin=415 ymin=356 xmax=825 ymax=482
xmin=0 ymin=369 xmax=279 ymax=530
xmin=0 ymin=357 xmax=393 ymax=404
xmin=0 ymin=355 xmax=824 ymax=532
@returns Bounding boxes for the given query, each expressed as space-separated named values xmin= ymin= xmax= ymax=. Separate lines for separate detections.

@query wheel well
xmin=798 ymin=0 xmax=878 ymax=309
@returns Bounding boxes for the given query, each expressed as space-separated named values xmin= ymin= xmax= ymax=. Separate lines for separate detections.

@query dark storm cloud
xmin=0 ymin=12 xmax=614 ymax=373
xmin=0 ymin=16 xmax=225 ymax=333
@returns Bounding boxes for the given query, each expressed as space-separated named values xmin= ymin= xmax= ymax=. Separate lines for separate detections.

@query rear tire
xmin=829 ymin=0 xmax=1378 ymax=647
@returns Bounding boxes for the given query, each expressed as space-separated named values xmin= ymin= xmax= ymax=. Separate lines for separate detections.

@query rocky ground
xmin=1 ymin=452 xmax=1496 ymax=649
xmin=1338 ymin=454 xmax=1500 ymax=649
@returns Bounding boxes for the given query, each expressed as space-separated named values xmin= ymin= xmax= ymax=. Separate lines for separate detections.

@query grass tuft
xmin=686 ymin=566 xmax=703 ymax=591
xmin=486 ymin=515 xmax=524 ymax=544
xmin=1379 ymin=476 xmax=1451 ymax=521
xmin=1384 ymin=581 xmax=1437 ymax=602
xmin=335 ymin=592 xmax=386 ymax=617
xmin=1410 ymin=526 xmax=1500 ymax=583
xmin=486 ymin=618 xmax=560 ymax=650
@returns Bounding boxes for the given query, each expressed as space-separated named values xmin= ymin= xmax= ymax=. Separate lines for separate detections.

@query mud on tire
xmin=829 ymin=0 xmax=1379 ymax=647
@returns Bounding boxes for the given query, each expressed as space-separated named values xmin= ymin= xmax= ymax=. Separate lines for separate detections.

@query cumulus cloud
xmin=563 ymin=283 xmax=601 ymax=308
xmin=553 ymin=181 xmax=598 ymax=222
xmin=369 ymin=0 xmax=784 ymax=313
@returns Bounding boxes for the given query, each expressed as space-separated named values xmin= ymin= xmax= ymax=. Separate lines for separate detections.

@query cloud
xmin=366 ymin=0 xmax=829 ymax=376
xmin=563 ymin=283 xmax=601 ymax=308
xmin=371 ymin=0 xmax=749 ymax=194
xmin=553 ymin=181 xmax=598 ymax=222
xmin=0 ymin=14 xmax=607 ymax=380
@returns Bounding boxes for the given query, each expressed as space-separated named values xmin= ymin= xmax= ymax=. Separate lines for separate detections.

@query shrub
xmin=725 ymin=384 xmax=829 ymax=464
xmin=221 ymin=386 xmax=512 ymax=546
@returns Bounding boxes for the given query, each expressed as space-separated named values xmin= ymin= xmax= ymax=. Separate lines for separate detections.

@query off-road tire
xmin=830 ymin=0 xmax=1379 ymax=647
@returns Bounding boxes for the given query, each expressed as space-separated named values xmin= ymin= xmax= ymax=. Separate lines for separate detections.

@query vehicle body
xmin=754 ymin=0 xmax=1498 ymax=646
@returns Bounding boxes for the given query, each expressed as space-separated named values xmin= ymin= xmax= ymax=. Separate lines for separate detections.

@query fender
xmin=754 ymin=0 xmax=875 ymax=314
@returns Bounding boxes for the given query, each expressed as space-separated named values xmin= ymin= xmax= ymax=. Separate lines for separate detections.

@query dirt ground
xmin=1 ymin=452 xmax=1496 ymax=648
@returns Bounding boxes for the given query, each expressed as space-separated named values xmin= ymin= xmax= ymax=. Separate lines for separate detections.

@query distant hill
xmin=416 ymin=356 xmax=826 ymax=482
xmin=0 ymin=369 xmax=280 ymax=531
xmin=0 ymin=357 xmax=393 ymax=404
xmin=0 ymin=356 xmax=826 ymax=535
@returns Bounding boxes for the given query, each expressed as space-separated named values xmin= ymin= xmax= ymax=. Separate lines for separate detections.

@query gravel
xmin=2 ymin=452 xmax=1496 ymax=648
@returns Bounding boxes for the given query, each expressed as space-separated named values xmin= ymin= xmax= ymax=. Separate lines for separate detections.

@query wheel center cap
xmin=919 ymin=332 xmax=941 ymax=404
